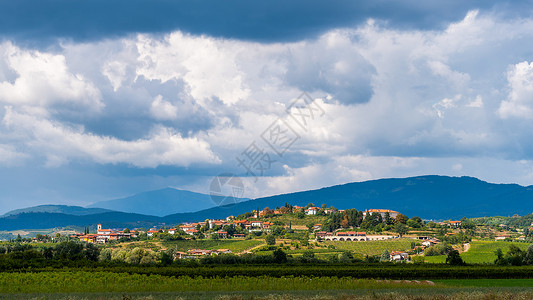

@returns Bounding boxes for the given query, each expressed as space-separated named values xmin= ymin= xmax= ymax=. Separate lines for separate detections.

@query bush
xmin=446 ymin=250 xmax=464 ymax=265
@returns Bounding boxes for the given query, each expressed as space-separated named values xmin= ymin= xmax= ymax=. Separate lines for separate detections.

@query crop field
xmin=424 ymin=241 xmax=530 ymax=264
xmin=2 ymin=272 xmax=533 ymax=299
xmin=161 ymin=239 xmax=264 ymax=253
xmin=324 ymin=238 xmax=413 ymax=256
xmin=0 ymin=271 xmax=443 ymax=294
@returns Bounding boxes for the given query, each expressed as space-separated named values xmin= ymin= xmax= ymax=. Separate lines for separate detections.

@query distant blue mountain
xmin=2 ymin=205 xmax=114 ymax=217
xmin=0 ymin=211 xmax=161 ymax=231
xmin=88 ymin=187 xmax=250 ymax=217
xmin=2 ymin=175 xmax=533 ymax=231
xmin=163 ymin=175 xmax=533 ymax=222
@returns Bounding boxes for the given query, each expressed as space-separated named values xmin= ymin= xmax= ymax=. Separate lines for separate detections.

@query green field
xmin=161 ymin=239 xmax=264 ymax=253
xmin=0 ymin=271 xmax=442 ymax=294
xmin=436 ymin=278 xmax=533 ymax=287
xmin=2 ymin=271 xmax=533 ymax=300
xmin=324 ymin=238 xmax=413 ymax=256
xmin=424 ymin=241 xmax=530 ymax=264
xmin=259 ymin=214 xmax=328 ymax=226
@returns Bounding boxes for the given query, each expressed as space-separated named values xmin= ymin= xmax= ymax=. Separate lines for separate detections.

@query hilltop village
xmin=57 ymin=203 xmax=520 ymax=262
xmin=3 ymin=202 xmax=533 ymax=266
xmin=74 ymin=206 xmax=416 ymax=244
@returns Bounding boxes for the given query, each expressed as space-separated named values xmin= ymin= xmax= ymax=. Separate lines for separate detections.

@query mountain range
xmin=1 ymin=175 xmax=532 ymax=231
xmin=87 ymin=187 xmax=250 ymax=217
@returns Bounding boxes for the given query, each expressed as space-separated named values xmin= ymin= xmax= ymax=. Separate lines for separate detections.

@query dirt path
xmin=238 ymin=242 xmax=267 ymax=254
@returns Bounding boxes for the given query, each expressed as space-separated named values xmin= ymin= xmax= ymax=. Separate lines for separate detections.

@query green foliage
xmin=412 ymin=255 xmax=425 ymax=264
xmin=327 ymin=239 xmax=412 ymax=256
xmin=265 ymin=234 xmax=276 ymax=246
xmin=162 ymin=239 xmax=263 ymax=253
xmin=446 ymin=250 xmax=464 ymax=265
xmin=380 ymin=249 xmax=390 ymax=262
xmin=394 ymin=223 xmax=409 ymax=237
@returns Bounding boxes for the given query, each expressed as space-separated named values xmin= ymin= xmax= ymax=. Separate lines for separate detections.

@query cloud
xmin=0 ymin=42 xmax=103 ymax=112
xmin=150 ymin=95 xmax=178 ymax=121
xmin=4 ymin=8 xmax=533 ymax=208
xmin=498 ymin=61 xmax=533 ymax=119
xmin=0 ymin=1 xmax=510 ymax=44
xmin=0 ymin=144 xmax=28 ymax=166
xmin=2 ymin=107 xmax=220 ymax=168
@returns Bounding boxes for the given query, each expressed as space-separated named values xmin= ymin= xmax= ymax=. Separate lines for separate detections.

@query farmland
xmin=2 ymin=270 xmax=533 ymax=299
xmin=161 ymin=239 xmax=264 ymax=253
xmin=325 ymin=239 xmax=413 ymax=256
xmin=424 ymin=241 xmax=530 ymax=264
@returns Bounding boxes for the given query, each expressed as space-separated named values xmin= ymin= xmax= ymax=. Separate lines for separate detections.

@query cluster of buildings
xmin=73 ymin=224 xmax=137 ymax=243
xmin=73 ymin=207 xmax=408 ymax=244
xmin=316 ymin=231 xmax=397 ymax=242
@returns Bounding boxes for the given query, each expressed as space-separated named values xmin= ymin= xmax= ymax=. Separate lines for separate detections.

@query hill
xmin=163 ymin=175 xmax=533 ymax=222
xmin=2 ymin=205 xmax=114 ymax=217
xmin=88 ymin=187 xmax=250 ymax=217
xmin=3 ymin=175 xmax=533 ymax=230
xmin=0 ymin=211 xmax=162 ymax=231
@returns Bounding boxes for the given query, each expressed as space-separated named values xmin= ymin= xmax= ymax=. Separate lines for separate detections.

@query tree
xmin=506 ymin=244 xmax=525 ymax=266
xmin=394 ymin=223 xmax=408 ymax=237
xmin=124 ymin=228 xmax=130 ymax=233
xmin=407 ymin=219 xmax=421 ymax=228
xmin=384 ymin=212 xmax=394 ymax=225
xmin=265 ymin=234 xmax=276 ymax=246
xmin=160 ymin=250 xmax=173 ymax=266
xmin=494 ymin=248 xmax=505 ymax=265
xmin=395 ymin=214 xmax=407 ymax=224
xmin=446 ymin=250 xmax=464 ymax=265
xmin=340 ymin=215 xmax=350 ymax=228
xmin=272 ymin=248 xmax=287 ymax=263
xmin=380 ymin=249 xmax=390 ymax=262
xmin=524 ymin=244 xmax=533 ymax=265
xmin=263 ymin=207 xmax=274 ymax=216
xmin=306 ymin=222 xmax=315 ymax=232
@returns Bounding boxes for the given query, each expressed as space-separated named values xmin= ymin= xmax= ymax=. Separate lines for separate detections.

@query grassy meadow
xmin=325 ymin=239 xmax=413 ymax=256
xmin=424 ymin=241 xmax=530 ymax=264
xmin=161 ymin=239 xmax=264 ymax=253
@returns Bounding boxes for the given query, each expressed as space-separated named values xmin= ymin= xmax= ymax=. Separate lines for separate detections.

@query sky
xmin=2 ymin=1 xmax=533 ymax=213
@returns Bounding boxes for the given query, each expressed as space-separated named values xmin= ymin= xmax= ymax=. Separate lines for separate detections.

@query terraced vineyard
xmin=324 ymin=238 xmax=413 ymax=256
xmin=162 ymin=239 xmax=264 ymax=253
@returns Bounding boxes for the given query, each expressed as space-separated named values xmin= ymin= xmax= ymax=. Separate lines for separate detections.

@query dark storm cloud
xmin=0 ymin=0 xmax=526 ymax=44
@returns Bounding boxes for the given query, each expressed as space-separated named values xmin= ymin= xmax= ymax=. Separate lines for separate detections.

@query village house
xmin=362 ymin=209 xmax=399 ymax=219
xmin=449 ymin=220 xmax=462 ymax=227
xmin=167 ymin=228 xmax=177 ymax=235
xmin=251 ymin=220 xmax=263 ymax=228
xmin=146 ymin=229 xmax=159 ymax=237
xmin=209 ymin=219 xmax=227 ymax=229
xmin=262 ymin=221 xmax=272 ymax=230
xmin=305 ymin=207 xmax=319 ymax=215
xmin=324 ymin=208 xmax=337 ymax=214
xmin=315 ymin=231 xmax=333 ymax=238
xmin=390 ymin=251 xmax=409 ymax=261
xmin=495 ymin=234 xmax=510 ymax=241
xmin=213 ymin=231 xmax=228 ymax=238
